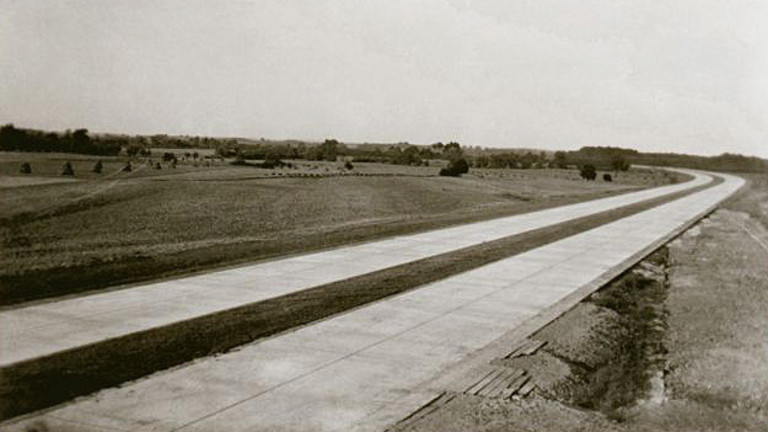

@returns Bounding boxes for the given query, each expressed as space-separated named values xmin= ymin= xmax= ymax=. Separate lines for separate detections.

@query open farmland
xmin=0 ymin=151 xmax=684 ymax=305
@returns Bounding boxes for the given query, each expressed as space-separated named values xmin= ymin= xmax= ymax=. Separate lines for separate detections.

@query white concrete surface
xmin=2 ymin=171 xmax=744 ymax=432
xmin=0 ymin=169 xmax=711 ymax=368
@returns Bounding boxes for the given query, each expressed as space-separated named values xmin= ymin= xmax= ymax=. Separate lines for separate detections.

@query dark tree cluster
xmin=580 ymin=164 xmax=597 ymax=180
xmin=565 ymin=145 xmax=768 ymax=173
xmin=469 ymin=151 xmax=549 ymax=169
xmin=566 ymin=146 xmax=636 ymax=171
xmin=0 ymin=124 xmax=121 ymax=156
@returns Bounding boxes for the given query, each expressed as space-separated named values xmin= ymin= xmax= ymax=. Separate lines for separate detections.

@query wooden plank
xmin=484 ymin=368 xmax=526 ymax=399
xmin=500 ymin=373 xmax=530 ymax=400
xmin=465 ymin=368 xmax=504 ymax=395
xmin=507 ymin=339 xmax=548 ymax=359
xmin=504 ymin=339 xmax=529 ymax=359
xmin=477 ymin=368 xmax=521 ymax=398
xmin=518 ymin=379 xmax=537 ymax=397
xmin=469 ymin=368 xmax=507 ymax=396
xmin=520 ymin=340 xmax=547 ymax=356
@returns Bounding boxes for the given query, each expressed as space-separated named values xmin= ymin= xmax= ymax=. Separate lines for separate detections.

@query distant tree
xmin=61 ymin=161 xmax=75 ymax=176
xmin=554 ymin=151 xmax=568 ymax=169
xmin=192 ymin=151 xmax=199 ymax=160
xmin=72 ymin=129 xmax=90 ymax=153
xmin=611 ymin=156 xmax=630 ymax=172
xmin=262 ymin=151 xmax=283 ymax=168
xmin=126 ymin=144 xmax=143 ymax=157
xmin=603 ymin=173 xmax=613 ymax=182
xmin=344 ymin=160 xmax=354 ymax=170
xmin=580 ymin=164 xmax=597 ymax=181
xmin=20 ymin=162 xmax=31 ymax=174
xmin=394 ymin=145 xmax=422 ymax=165
xmin=92 ymin=161 xmax=103 ymax=174
xmin=519 ymin=152 xmax=535 ymax=169
xmin=439 ymin=158 xmax=470 ymax=177
xmin=0 ymin=124 xmax=24 ymax=151
xmin=443 ymin=142 xmax=463 ymax=161
xmin=162 ymin=152 xmax=177 ymax=163
xmin=322 ymin=139 xmax=339 ymax=161
xmin=452 ymin=158 xmax=469 ymax=174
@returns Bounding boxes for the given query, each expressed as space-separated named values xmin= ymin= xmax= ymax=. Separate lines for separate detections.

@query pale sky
xmin=2 ymin=0 xmax=767 ymax=157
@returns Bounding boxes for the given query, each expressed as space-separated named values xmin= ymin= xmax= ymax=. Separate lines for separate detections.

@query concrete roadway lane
xmin=0 ymin=169 xmax=711 ymax=368
xmin=2 ymin=171 xmax=744 ymax=432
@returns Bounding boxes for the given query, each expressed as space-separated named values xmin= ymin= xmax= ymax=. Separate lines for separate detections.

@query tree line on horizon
xmin=0 ymin=124 xmax=237 ymax=158
xmin=1 ymin=124 xmax=765 ymax=173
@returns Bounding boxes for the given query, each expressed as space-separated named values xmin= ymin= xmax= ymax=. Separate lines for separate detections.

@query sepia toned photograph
xmin=1 ymin=1 xmax=766 ymax=431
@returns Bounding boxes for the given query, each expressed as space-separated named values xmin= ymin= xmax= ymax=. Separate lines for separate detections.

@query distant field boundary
xmin=0 ymin=175 xmax=721 ymax=421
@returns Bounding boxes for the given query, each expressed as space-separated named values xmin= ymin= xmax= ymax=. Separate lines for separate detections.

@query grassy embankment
xmin=0 ymin=151 xmax=683 ymax=305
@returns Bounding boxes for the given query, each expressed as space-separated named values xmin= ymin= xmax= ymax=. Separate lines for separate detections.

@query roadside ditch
xmin=509 ymin=247 xmax=671 ymax=419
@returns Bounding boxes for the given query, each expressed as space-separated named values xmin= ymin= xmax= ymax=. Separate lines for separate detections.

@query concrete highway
xmin=2 ymin=170 xmax=744 ymax=431
xmin=0 ymin=169 xmax=709 ymax=368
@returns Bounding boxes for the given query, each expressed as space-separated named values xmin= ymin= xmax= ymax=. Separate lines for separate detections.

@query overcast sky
xmin=1 ymin=0 xmax=767 ymax=157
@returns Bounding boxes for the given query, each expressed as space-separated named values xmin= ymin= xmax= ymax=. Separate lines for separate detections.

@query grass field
xmin=0 ymin=151 xmax=684 ymax=305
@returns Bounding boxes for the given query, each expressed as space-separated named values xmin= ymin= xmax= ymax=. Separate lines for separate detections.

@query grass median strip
xmin=0 ymin=177 xmax=720 ymax=421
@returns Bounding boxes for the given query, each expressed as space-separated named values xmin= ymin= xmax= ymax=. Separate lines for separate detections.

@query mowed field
xmin=0 ymin=151 xmax=684 ymax=305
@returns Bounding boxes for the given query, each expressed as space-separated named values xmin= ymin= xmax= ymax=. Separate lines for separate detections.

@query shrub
xmin=452 ymin=158 xmax=470 ymax=174
xmin=603 ymin=173 xmax=612 ymax=182
xmin=439 ymin=158 xmax=470 ymax=177
xmin=61 ymin=162 xmax=74 ymax=176
xmin=19 ymin=162 xmax=31 ymax=174
xmin=580 ymin=164 xmax=597 ymax=181
xmin=122 ymin=162 xmax=132 ymax=172
xmin=344 ymin=160 xmax=354 ymax=170
xmin=261 ymin=152 xmax=284 ymax=169
xmin=439 ymin=167 xmax=456 ymax=177
xmin=92 ymin=161 xmax=103 ymax=174
xmin=155 ymin=162 xmax=163 ymax=170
